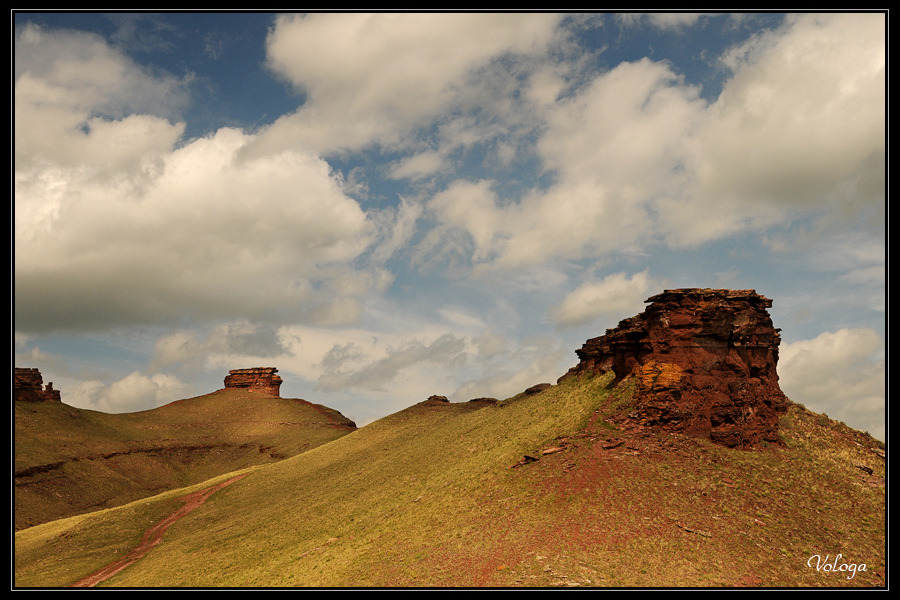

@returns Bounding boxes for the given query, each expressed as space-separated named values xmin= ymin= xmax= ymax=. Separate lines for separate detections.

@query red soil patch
xmin=69 ymin=473 xmax=248 ymax=588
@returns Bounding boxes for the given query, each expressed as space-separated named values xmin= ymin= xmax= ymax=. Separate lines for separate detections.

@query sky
xmin=13 ymin=12 xmax=886 ymax=440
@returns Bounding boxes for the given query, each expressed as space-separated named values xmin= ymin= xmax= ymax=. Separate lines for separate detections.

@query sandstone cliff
xmin=223 ymin=367 xmax=283 ymax=397
xmin=560 ymin=288 xmax=789 ymax=448
xmin=14 ymin=368 xmax=61 ymax=403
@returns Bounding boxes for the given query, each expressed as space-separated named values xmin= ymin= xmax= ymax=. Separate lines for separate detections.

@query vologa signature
xmin=807 ymin=554 xmax=867 ymax=580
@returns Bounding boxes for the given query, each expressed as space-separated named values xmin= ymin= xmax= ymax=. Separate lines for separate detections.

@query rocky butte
xmin=223 ymin=367 xmax=283 ymax=397
xmin=560 ymin=288 xmax=789 ymax=449
xmin=14 ymin=368 xmax=61 ymax=403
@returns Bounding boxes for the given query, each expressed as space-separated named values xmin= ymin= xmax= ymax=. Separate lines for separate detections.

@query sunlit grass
xmin=15 ymin=389 xmax=353 ymax=530
xmin=15 ymin=375 xmax=885 ymax=588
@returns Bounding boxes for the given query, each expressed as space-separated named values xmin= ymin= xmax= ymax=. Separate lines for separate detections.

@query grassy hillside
xmin=14 ymin=389 xmax=355 ymax=530
xmin=14 ymin=373 xmax=885 ymax=588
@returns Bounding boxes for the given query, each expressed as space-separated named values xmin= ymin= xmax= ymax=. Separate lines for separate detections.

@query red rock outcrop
xmin=223 ymin=367 xmax=283 ymax=397
xmin=559 ymin=289 xmax=789 ymax=448
xmin=14 ymin=368 xmax=62 ymax=403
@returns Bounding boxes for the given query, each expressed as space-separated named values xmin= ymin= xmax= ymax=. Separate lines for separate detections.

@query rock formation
xmin=223 ymin=367 xmax=283 ymax=397
xmin=560 ymin=288 xmax=789 ymax=448
xmin=14 ymin=368 xmax=62 ymax=403
xmin=524 ymin=383 xmax=553 ymax=396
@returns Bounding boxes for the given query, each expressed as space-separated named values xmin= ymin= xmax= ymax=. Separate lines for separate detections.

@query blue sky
xmin=14 ymin=12 xmax=885 ymax=440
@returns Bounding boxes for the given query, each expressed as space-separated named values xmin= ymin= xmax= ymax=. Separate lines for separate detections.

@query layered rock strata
xmin=14 ymin=368 xmax=61 ymax=403
xmin=224 ymin=367 xmax=283 ymax=397
xmin=560 ymin=288 xmax=789 ymax=448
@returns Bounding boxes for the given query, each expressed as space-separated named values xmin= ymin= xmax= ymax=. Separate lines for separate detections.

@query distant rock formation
xmin=524 ymin=383 xmax=552 ymax=395
xmin=14 ymin=368 xmax=61 ymax=403
xmin=224 ymin=367 xmax=283 ymax=397
xmin=560 ymin=288 xmax=789 ymax=448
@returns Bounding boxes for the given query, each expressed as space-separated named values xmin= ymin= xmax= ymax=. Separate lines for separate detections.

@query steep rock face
xmin=223 ymin=367 xmax=283 ymax=397
xmin=560 ymin=289 xmax=789 ymax=448
xmin=14 ymin=368 xmax=61 ymax=403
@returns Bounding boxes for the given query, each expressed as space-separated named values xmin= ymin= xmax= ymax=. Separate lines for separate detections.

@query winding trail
xmin=69 ymin=473 xmax=248 ymax=588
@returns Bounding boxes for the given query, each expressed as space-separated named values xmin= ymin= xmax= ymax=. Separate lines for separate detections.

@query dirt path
xmin=69 ymin=473 xmax=248 ymax=588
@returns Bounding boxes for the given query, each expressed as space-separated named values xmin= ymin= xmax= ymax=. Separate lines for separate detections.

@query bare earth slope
xmin=14 ymin=389 xmax=356 ymax=530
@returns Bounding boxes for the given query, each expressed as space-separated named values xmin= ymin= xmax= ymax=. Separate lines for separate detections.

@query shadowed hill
xmin=14 ymin=374 xmax=885 ymax=587
xmin=14 ymin=388 xmax=356 ymax=530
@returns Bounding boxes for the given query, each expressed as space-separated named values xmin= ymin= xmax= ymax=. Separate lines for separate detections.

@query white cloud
xmin=66 ymin=371 xmax=193 ymax=413
xmin=474 ymin=327 xmax=508 ymax=358
xmin=316 ymin=333 xmax=467 ymax=393
xmin=549 ymin=270 xmax=657 ymax=329
xmin=368 ymin=198 xmax=424 ymax=266
xmin=151 ymin=320 xmax=287 ymax=373
xmin=779 ymin=328 xmax=885 ymax=440
xmin=15 ymin=26 xmax=391 ymax=335
xmin=254 ymin=13 xmax=563 ymax=155
xmin=388 ymin=150 xmax=446 ymax=181
xmin=666 ymin=13 xmax=885 ymax=245
xmin=13 ymin=14 xmax=885 ymax=435
xmin=426 ymin=180 xmax=503 ymax=263
xmin=15 ymin=24 xmax=187 ymax=173
xmin=421 ymin=14 xmax=884 ymax=270
xmin=16 ymin=124 xmax=377 ymax=332
xmin=452 ymin=336 xmax=570 ymax=402
xmin=423 ymin=58 xmax=704 ymax=269
xmin=616 ymin=13 xmax=710 ymax=30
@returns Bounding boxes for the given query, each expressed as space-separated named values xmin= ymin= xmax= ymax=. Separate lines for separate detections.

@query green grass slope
xmin=14 ymin=389 xmax=355 ymax=530
xmin=14 ymin=373 xmax=885 ymax=588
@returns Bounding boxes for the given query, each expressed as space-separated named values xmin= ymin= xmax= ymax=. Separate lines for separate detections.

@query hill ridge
xmin=14 ymin=383 xmax=356 ymax=531
xmin=13 ymin=289 xmax=886 ymax=587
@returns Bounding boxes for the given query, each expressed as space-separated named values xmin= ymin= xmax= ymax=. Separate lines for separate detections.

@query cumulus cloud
xmin=664 ymin=12 xmax=885 ymax=245
xmin=423 ymin=57 xmax=704 ymax=268
xmin=421 ymin=13 xmax=884 ymax=269
xmin=15 ymin=25 xmax=393 ymax=336
xmin=452 ymin=339 xmax=570 ymax=403
xmin=253 ymin=13 xmax=563 ymax=155
xmin=316 ymin=333 xmax=467 ymax=392
xmin=15 ymin=24 xmax=187 ymax=173
xmin=549 ymin=270 xmax=657 ymax=329
xmin=66 ymin=371 xmax=193 ymax=413
xmin=15 ymin=33 xmax=380 ymax=333
xmin=388 ymin=150 xmax=447 ymax=182
xmin=151 ymin=320 xmax=288 ymax=373
xmin=779 ymin=328 xmax=885 ymax=440
xmin=13 ymin=14 xmax=884 ymax=433
xmin=616 ymin=13 xmax=711 ymax=30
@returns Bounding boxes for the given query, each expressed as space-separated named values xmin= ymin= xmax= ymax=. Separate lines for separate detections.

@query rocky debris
xmin=560 ymin=288 xmax=789 ymax=449
xmin=467 ymin=397 xmax=499 ymax=406
xmin=223 ymin=367 xmax=282 ymax=397
xmin=524 ymin=383 xmax=553 ymax=395
xmin=510 ymin=454 xmax=540 ymax=469
xmin=677 ymin=522 xmax=712 ymax=538
xmin=14 ymin=368 xmax=61 ymax=403
xmin=865 ymin=475 xmax=886 ymax=488
xmin=424 ymin=395 xmax=450 ymax=405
